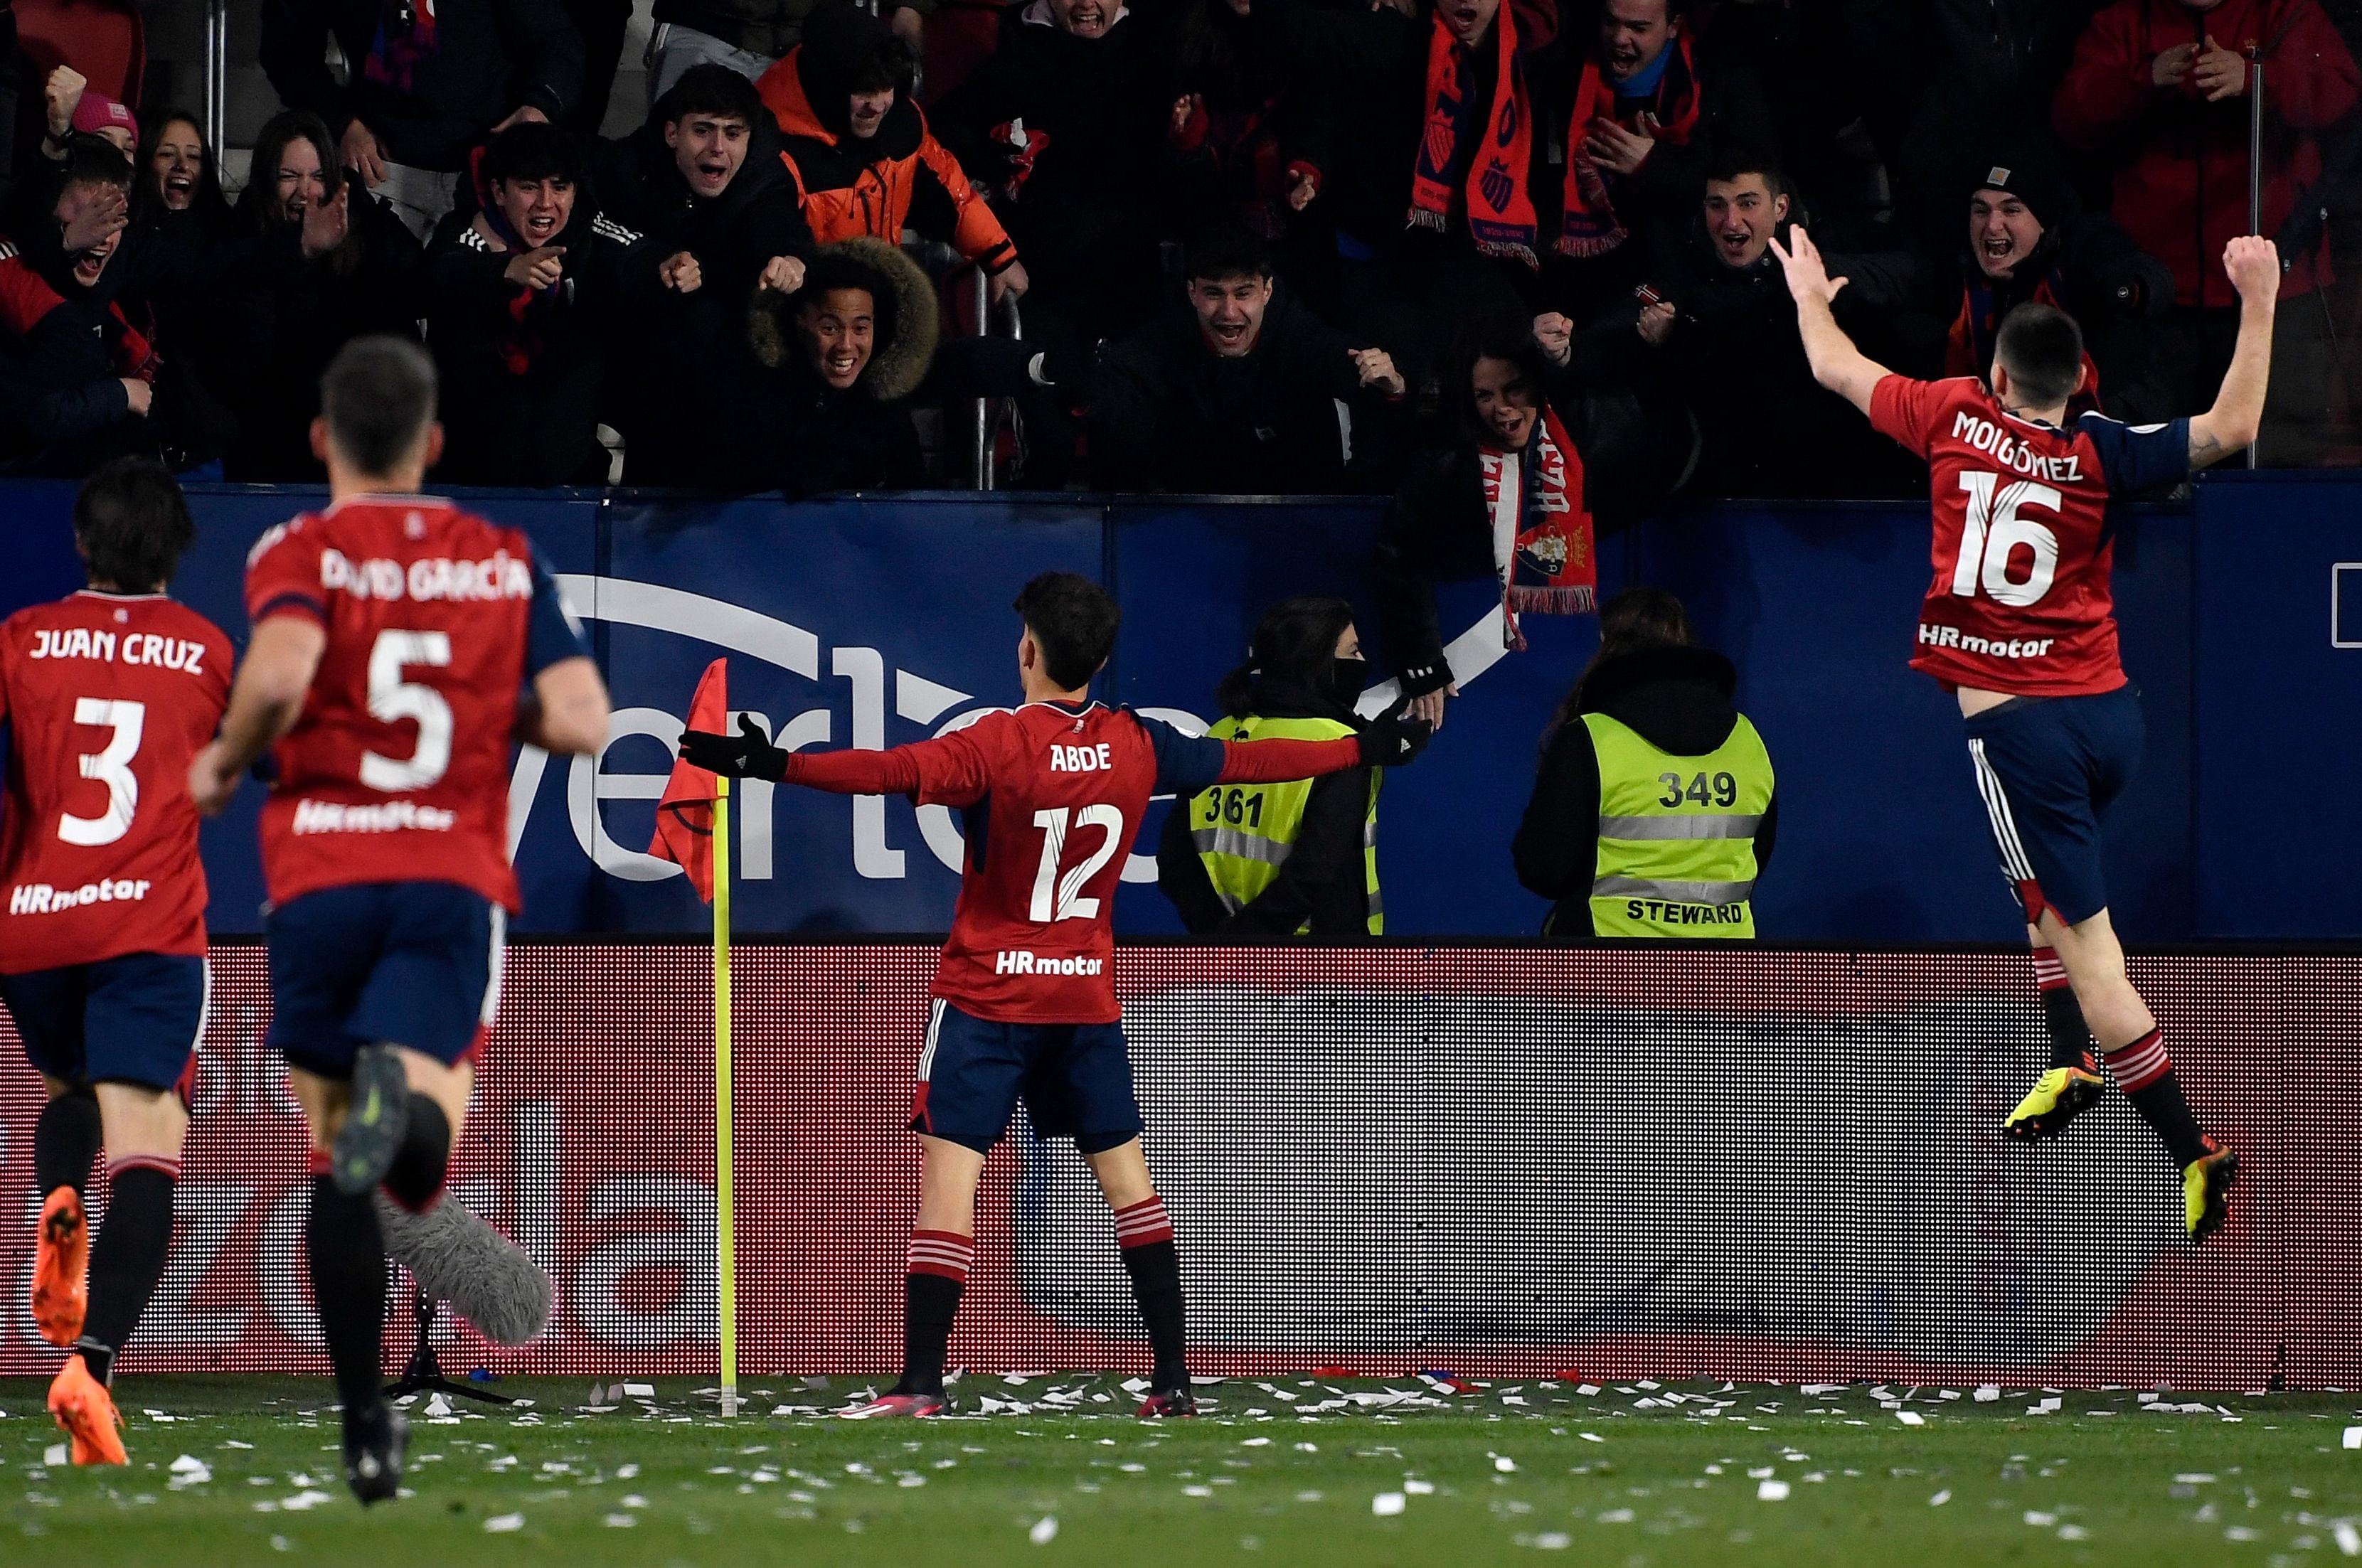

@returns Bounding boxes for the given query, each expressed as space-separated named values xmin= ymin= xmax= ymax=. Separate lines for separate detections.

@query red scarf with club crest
xmin=1481 ymin=404 xmax=1595 ymax=649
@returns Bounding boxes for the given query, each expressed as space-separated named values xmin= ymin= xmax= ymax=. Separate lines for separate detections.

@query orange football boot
xmin=48 ymin=1355 xmax=127 ymax=1466
xmin=31 ymin=1186 xmax=88 ymax=1348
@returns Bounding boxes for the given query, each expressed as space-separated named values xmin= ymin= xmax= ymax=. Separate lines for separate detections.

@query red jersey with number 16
xmin=1869 ymin=375 xmax=2189 ymax=698
xmin=777 ymin=700 xmax=1364 ymax=1024
xmin=243 ymin=495 xmax=587 ymax=912
xmin=0 ymin=592 xmax=232 ymax=973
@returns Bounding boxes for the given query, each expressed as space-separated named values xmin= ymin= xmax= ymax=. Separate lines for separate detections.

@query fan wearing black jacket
xmin=591 ymin=63 xmax=816 ymax=486
xmin=1512 ymin=589 xmax=1777 ymax=937
xmin=426 ymin=121 xmax=641 ymax=484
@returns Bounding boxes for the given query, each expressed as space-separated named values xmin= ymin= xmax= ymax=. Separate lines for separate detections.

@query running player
xmin=186 ymin=337 xmax=610 ymax=1501
xmin=681 ymin=572 xmax=1430 ymax=1417
xmin=0 ymin=458 xmax=230 ymax=1464
xmin=1773 ymin=225 xmax=2273 ymax=1243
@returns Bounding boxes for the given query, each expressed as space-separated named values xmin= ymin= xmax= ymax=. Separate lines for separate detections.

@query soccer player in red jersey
xmin=0 ymin=459 xmax=231 ymax=1464
xmin=683 ymin=572 xmax=1432 ymax=1417
xmin=1775 ymin=225 xmax=2277 ymax=1244
xmin=187 ymin=338 xmax=611 ymax=1501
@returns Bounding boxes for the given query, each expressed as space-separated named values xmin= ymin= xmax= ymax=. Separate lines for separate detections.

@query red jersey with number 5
xmin=1869 ymin=375 xmax=2189 ymax=698
xmin=0 ymin=592 xmax=232 ymax=972
xmin=243 ymin=495 xmax=587 ymax=912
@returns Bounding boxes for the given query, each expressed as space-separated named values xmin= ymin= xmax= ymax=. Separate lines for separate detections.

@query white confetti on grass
xmin=602 ymin=1514 xmax=636 ymax=1528
xmin=1895 ymin=1410 xmax=1926 ymax=1426
xmin=1579 ymin=1432 xmax=1605 ymax=1444
xmin=1372 ymin=1491 xmax=1407 ymax=1516
xmin=279 ymin=1490 xmax=334 ymax=1512
xmin=484 ymin=1513 xmax=525 ymax=1532
xmin=2336 ymin=1522 xmax=2361 ymax=1557
xmin=1757 ymin=1481 xmax=1790 ymax=1502
xmin=42 ymin=1445 xmax=65 ymax=1466
xmin=2344 ymin=1427 xmax=2362 ymax=1450
xmin=1930 ymin=1491 xmax=1952 ymax=1507
xmin=1029 ymin=1516 xmax=1059 ymax=1545
xmin=1494 ymin=1456 xmax=1518 ymax=1473
xmin=1531 ymin=1533 xmax=1571 ymax=1550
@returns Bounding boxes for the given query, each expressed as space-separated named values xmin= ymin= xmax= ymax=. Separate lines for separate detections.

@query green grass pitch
xmin=5 ymin=1375 xmax=2358 ymax=1565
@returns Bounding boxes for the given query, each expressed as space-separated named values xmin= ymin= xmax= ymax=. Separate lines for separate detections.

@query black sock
xmin=1112 ymin=1193 xmax=1188 ymax=1389
xmin=2103 ymin=1029 xmax=2208 ymax=1166
xmin=2032 ymin=949 xmax=2095 ymax=1072
xmin=75 ymin=1161 xmax=179 ymax=1384
xmin=897 ymin=1273 xmax=965 ymax=1397
xmin=382 ymin=1096 xmax=452 ymax=1210
xmin=34 ymin=1089 xmax=102 ymax=1198
xmin=305 ymin=1175 xmax=388 ymax=1414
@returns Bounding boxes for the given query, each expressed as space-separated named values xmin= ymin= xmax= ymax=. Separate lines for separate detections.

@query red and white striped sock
xmin=2102 ymin=1028 xmax=2171 ymax=1093
xmin=907 ymin=1229 xmax=974 ymax=1281
xmin=1113 ymin=1196 xmax=1174 ymax=1248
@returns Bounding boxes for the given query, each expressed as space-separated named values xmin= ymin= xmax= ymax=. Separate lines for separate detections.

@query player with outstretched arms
xmin=186 ymin=337 xmax=612 ymax=1502
xmin=0 ymin=459 xmax=231 ymax=1463
xmin=1774 ymin=224 xmax=2275 ymax=1242
xmin=681 ymin=573 xmax=1432 ymax=1417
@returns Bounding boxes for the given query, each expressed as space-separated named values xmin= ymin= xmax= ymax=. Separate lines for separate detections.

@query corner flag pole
xmin=713 ymin=774 xmax=738 ymax=1417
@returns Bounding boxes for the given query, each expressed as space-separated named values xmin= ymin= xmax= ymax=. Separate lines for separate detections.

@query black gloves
xmin=679 ymin=714 xmax=789 ymax=782
xmin=1358 ymin=705 xmax=1434 ymax=768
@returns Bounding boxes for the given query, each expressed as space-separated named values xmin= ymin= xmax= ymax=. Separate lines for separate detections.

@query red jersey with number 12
xmin=779 ymin=700 xmax=1363 ymax=1024
xmin=1869 ymin=375 xmax=2189 ymax=698
xmin=243 ymin=495 xmax=587 ymax=912
xmin=0 ymin=592 xmax=232 ymax=972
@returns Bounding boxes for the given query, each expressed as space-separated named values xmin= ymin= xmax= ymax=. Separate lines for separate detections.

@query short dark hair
xmin=846 ymin=38 xmax=914 ymax=96
xmin=484 ymin=120 xmax=583 ymax=187
xmin=1702 ymin=148 xmax=1787 ymax=202
xmin=321 ymin=336 xmax=438 ymax=475
xmin=75 ymin=457 xmax=195 ymax=592
xmin=659 ymin=63 xmax=765 ymax=129
xmin=1993 ymin=302 xmax=2084 ymax=409
xmin=1014 ymin=572 xmax=1120 ymax=690
xmin=1186 ymin=222 xmax=1273 ymax=284
xmin=62 ymin=141 xmax=134 ymax=195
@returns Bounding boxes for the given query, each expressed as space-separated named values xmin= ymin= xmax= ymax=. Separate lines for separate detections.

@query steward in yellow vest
xmin=1157 ymin=597 xmax=1383 ymax=935
xmin=1513 ymin=592 xmax=1777 ymax=937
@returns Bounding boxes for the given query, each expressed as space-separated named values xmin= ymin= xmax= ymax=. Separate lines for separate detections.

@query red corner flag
xmin=649 ymin=658 xmax=728 ymax=902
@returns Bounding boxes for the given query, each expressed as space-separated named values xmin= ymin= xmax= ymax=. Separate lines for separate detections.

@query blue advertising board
xmin=0 ymin=476 xmax=2343 ymax=940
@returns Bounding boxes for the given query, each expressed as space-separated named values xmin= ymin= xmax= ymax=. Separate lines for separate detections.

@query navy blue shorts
xmin=1962 ymin=686 xmax=2145 ymax=929
xmin=0 ymin=953 xmax=208 ymax=1094
xmin=266 ymin=882 xmax=504 ymax=1079
xmin=912 ymin=999 xmax=1144 ymax=1156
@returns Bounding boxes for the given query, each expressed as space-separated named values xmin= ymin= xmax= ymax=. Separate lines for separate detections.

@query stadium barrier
xmin=1 ymin=940 xmax=2351 ymax=1391
xmin=2 ymin=475 xmax=2358 ymax=941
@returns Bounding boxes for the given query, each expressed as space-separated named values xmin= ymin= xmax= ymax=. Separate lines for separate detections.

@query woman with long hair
xmin=1373 ymin=311 xmax=1603 ymax=736
xmin=132 ymin=110 xmax=235 ymax=232
xmin=1157 ymin=596 xmax=1385 ymax=935
xmin=1512 ymin=587 xmax=1779 ymax=937
xmin=222 ymin=111 xmax=425 ymax=479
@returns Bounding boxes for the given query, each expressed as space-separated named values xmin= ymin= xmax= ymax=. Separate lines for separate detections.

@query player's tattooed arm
xmin=1767 ymin=225 xmax=1889 ymax=417
xmin=2186 ymin=235 xmax=2279 ymax=470
xmin=188 ymin=614 xmax=326 ymax=816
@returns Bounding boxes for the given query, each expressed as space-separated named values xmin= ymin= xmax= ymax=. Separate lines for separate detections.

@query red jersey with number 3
xmin=1868 ymin=375 xmax=2190 ymax=698
xmin=243 ymin=495 xmax=587 ymax=912
xmin=0 ymin=592 xmax=232 ymax=972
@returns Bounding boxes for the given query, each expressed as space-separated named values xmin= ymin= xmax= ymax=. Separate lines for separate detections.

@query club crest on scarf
xmin=1481 ymin=407 xmax=1596 ymax=651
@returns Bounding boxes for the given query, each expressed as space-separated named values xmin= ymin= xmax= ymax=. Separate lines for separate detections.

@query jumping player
xmin=187 ymin=337 xmax=610 ymax=1500
xmin=1775 ymin=225 xmax=2274 ymax=1243
xmin=0 ymin=459 xmax=230 ymax=1463
xmin=681 ymin=573 xmax=1431 ymax=1417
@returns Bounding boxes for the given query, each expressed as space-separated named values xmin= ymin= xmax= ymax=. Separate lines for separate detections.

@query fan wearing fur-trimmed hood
xmin=745 ymin=235 xmax=939 ymax=494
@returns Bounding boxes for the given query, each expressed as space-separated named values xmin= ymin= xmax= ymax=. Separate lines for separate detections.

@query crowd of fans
xmin=8 ymin=0 xmax=2362 ymax=506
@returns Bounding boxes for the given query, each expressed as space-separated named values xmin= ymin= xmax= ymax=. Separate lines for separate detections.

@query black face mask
xmin=1329 ymin=656 xmax=1368 ymax=705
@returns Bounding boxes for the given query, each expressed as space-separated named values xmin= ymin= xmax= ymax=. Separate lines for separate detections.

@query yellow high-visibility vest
xmin=1583 ymin=710 xmax=1773 ymax=938
xmin=1188 ymin=713 xmax=1381 ymax=934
